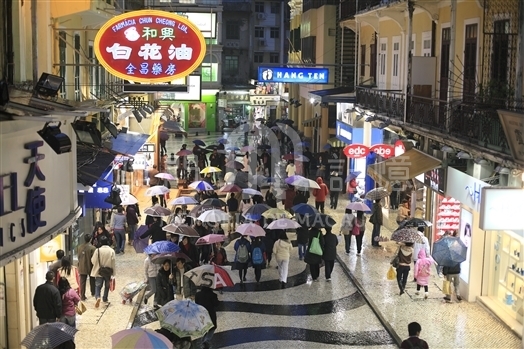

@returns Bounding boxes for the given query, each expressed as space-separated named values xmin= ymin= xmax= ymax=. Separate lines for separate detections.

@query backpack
xmin=351 ymin=218 xmax=361 ymax=236
xmin=252 ymin=246 xmax=264 ymax=265
xmin=419 ymin=263 xmax=431 ymax=277
xmin=237 ymin=244 xmax=249 ymax=263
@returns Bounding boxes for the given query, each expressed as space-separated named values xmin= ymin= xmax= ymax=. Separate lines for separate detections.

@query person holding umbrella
xmin=396 ymin=242 xmax=414 ymax=295
xmin=179 ymin=236 xmax=199 ymax=268
xmin=369 ymin=199 xmax=383 ymax=247
xmin=155 ymin=260 xmax=175 ymax=307
xmin=320 ymin=227 xmax=338 ymax=281
xmin=251 ymin=236 xmax=267 ymax=283
xmin=234 ymin=235 xmax=251 ymax=284
xmin=141 ymin=217 xmax=168 ymax=243
xmin=273 ymin=230 xmax=293 ymax=288
xmin=174 ymin=258 xmax=197 ymax=300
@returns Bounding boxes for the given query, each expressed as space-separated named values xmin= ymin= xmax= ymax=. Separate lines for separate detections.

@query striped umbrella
xmin=111 ymin=328 xmax=172 ymax=349
xmin=21 ymin=323 xmax=78 ymax=349
xmin=189 ymin=181 xmax=214 ymax=191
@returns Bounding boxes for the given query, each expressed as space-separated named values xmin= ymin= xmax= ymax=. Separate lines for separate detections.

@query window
xmin=422 ymin=31 xmax=432 ymax=57
xmin=224 ymin=55 xmax=239 ymax=75
xmin=463 ymin=23 xmax=478 ymax=101
xmin=202 ymin=54 xmax=218 ymax=82
xmin=270 ymin=2 xmax=280 ymax=13
xmin=255 ymin=2 xmax=264 ymax=12
xmin=88 ymin=42 xmax=96 ymax=97
xmin=360 ymin=45 xmax=366 ymax=76
xmin=255 ymin=27 xmax=264 ymax=38
xmin=58 ymin=31 xmax=67 ymax=97
xmin=270 ymin=53 xmax=279 ymax=63
xmin=254 ymin=53 xmax=264 ymax=63
xmin=491 ymin=20 xmax=510 ymax=85
xmin=226 ymin=22 xmax=240 ymax=40
xmin=74 ymin=34 xmax=81 ymax=101
xmin=270 ymin=28 xmax=279 ymax=39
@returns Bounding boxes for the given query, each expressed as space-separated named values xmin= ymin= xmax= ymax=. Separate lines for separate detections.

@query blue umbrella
xmin=217 ymin=138 xmax=228 ymax=144
xmin=243 ymin=213 xmax=262 ymax=221
xmin=292 ymin=203 xmax=319 ymax=216
xmin=193 ymin=139 xmax=206 ymax=146
xmin=144 ymin=240 xmax=180 ymax=254
xmin=432 ymin=236 xmax=467 ymax=267
xmin=345 ymin=171 xmax=361 ymax=182
xmin=323 ymin=143 xmax=332 ymax=150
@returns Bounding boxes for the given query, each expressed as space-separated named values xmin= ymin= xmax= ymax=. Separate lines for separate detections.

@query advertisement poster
xmin=188 ymin=103 xmax=206 ymax=129
xmin=40 ymin=235 xmax=63 ymax=262
xmin=459 ymin=208 xmax=473 ymax=283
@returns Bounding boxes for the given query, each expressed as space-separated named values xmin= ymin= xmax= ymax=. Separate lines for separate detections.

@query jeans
xmin=445 ymin=273 xmax=461 ymax=297
xmin=114 ymin=229 xmax=126 ymax=254
xmin=79 ymin=274 xmax=96 ymax=299
xmin=144 ymin=276 xmax=157 ymax=302
xmin=324 ymin=260 xmax=335 ymax=279
xmin=315 ymin=201 xmax=325 ymax=214
xmin=330 ymin=192 xmax=339 ymax=209
xmin=309 ymin=263 xmax=320 ymax=280
xmin=277 ymin=259 xmax=289 ymax=283
xmin=128 ymin=224 xmax=137 ymax=243
xmin=396 ymin=265 xmax=410 ymax=292
xmin=343 ymin=234 xmax=351 ymax=253
xmin=95 ymin=276 xmax=110 ymax=302
xmin=60 ymin=315 xmax=76 ymax=328
xmin=297 ymin=243 xmax=306 ymax=259
xmin=371 ymin=224 xmax=381 ymax=246
xmin=355 ymin=231 xmax=364 ymax=253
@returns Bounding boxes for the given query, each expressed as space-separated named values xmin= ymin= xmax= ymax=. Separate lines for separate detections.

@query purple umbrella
xmin=345 ymin=171 xmax=361 ymax=182
xmin=133 ymin=225 xmax=150 ymax=253
xmin=285 ymin=175 xmax=306 ymax=185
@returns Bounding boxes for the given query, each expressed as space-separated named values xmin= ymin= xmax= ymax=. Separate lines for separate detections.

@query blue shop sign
xmin=336 ymin=121 xmax=352 ymax=144
xmin=258 ymin=67 xmax=329 ymax=84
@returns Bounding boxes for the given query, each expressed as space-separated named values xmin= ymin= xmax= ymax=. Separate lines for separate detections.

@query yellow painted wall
xmin=50 ymin=0 xmax=91 ymax=18
xmin=301 ymin=9 xmax=317 ymax=38
xmin=412 ymin=11 xmax=433 ymax=57
xmin=315 ymin=6 xmax=337 ymax=65
xmin=359 ymin=24 xmax=376 ymax=81
xmin=378 ymin=18 xmax=403 ymax=90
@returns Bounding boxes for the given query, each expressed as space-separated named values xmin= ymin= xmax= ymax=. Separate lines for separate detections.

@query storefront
xmin=217 ymin=91 xmax=250 ymax=130
xmin=479 ymin=187 xmax=524 ymax=336
xmin=0 ymin=119 xmax=81 ymax=348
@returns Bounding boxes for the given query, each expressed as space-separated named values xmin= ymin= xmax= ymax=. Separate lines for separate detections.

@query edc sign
xmin=94 ymin=10 xmax=206 ymax=83
xmin=343 ymin=144 xmax=394 ymax=159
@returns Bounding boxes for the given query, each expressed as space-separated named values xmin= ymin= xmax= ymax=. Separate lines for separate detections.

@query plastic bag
xmin=387 ymin=266 xmax=396 ymax=280
xmin=442 ymin=280 xmax=451 ymax=295
xmin=110 ymin=277 xmax=116 ymax=292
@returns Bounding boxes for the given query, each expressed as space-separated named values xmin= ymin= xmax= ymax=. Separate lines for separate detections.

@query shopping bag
xmin=386 ymin=266 xmax=396 ymax=280
xmin=110 ymin=277 xmax=116 ymax=292
xmin=309 ymin=233 xmax=323 ymax=256
xmin=442 ymin=280 xmax=451 ymax=295
xmin=75 ymin=301 xmax=87 ymax=315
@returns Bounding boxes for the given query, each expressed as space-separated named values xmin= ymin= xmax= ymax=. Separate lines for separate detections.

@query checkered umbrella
xmin=365 ymin=187 xmax=390 ymax=200
xmin=21 ymin=323 xmax=78 ymax=349
xmin=391 ymin=228 xmax=424 ymax=243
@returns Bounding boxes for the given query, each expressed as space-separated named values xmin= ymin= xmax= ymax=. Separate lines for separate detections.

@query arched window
xmin=202 ymin=54 xmax=219 ymax=82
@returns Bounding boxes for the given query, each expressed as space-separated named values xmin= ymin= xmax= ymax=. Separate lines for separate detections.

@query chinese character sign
xmin=94 ymin=10 xmax=206 ymax=83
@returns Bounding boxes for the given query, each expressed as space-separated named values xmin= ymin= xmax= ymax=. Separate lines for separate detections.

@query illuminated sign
xmin=342 ymin=143 xmax=395 ymax=159
xmin=94 ymin=10 xmax=206 ymax=83
xmin=258 ymin=67 xmax=329 ymax=84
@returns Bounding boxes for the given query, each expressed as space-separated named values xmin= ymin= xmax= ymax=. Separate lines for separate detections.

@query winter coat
xmin=443 ymin=263 xmax=461 ymax=275
xmin=33 ymin=281 xmax=62 ymax=319
xmin=304 ymin=228 xmax=323 ymax=265
xmin=296 ymin=227 xmax=310 ymax=244
xmin=398 ymin=245 xmax=414 ymax=266
xmin=369 ymin=202 xmax=383 ymax=225
xmin=340 ymin=213 xmax=355 ymax=235
xmin=144 ymin=256 xmax=160 ymax=279
xmin=413 ymin=232 xmax=430 ymax=261
xmin=179 ymin=242 xmax=200 ymax=267
xmin=195 ymin=287 xmax=219 ymax=328
xmin=90 ymin=246 xmax=116 ymax=278
xmin=126 ymin=205 xmax=139 ymax=226
xmin=312 ymin=177 xmax=329 ymax=202
xmin=414 ymin=249 xmax=434 ymax=286
xmin=174 ymin=265 xmax=196 ymax=299
xmin=141 ymin=220 xmax=167 ymax=243
xmin=61 ymin=288 xmax=80 ymax=317
xmin=273 ymin=239 xmax=293 ymax=261
xmin=77 ymin=242 xmax=95 ymax=275
xmin=155 ymin=268 xmax=175 ymax=306
xmin=320 ymin=231 xmax=338 ymax=261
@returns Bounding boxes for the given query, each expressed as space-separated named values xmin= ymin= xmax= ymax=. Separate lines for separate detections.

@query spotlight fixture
xmin=474 ymin=157 xmax=488 ymax=165
xmin=142 ymin=104 xmax=154 ymax=114
xmin=138 ymin=107 xmax=147 ymax=119
xmin=72 ymin=120 xmax=102 ymax=146
xmin=355 ymin=114 xmax=364 ymax=122
xmin=104 ymin=186 xmax=122 ymax=206
xmin=440 ymin=145 xmax=454 ymax=152
xmin=355 ymin=106 xmax=364 ymax=114
xmin=313 ymin=101 xmax=320 ymax=107
xmin=37 ymin=122 xmax=72 ymax=154
xmin=377 ymin=120 xmax=391 ymax=129
xmin=289 ymin=98 xmax=295 ymax=104
xmin=102 ymin=115 xmax=119 ymax=139
xmin=33 ymin=73 xmax=64 ymax=98
xmin=294 ymin=100 xmax=302 ymax=108
xmin=132 ymin=109 xmax=143 ymax=123
xmin=365 ymin=115 xmax=377 ymax=122
xmin=123 ymin=159 xmax=134 ymax=172
xmin=498 ymin=167 xmax=511 ymax=175
xmin=456 ymin=151 xmax=472 ymax=159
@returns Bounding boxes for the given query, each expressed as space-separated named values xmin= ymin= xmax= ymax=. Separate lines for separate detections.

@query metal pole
xmin=31 ymin=0 xmax=38 ymax=84
xmin=403 ymin=1 xmax=414 ymax=124
xmin=515 ymin=0 xmax=524 ymax=100
xmin=445 ymin=0 xmax=457 ymax=131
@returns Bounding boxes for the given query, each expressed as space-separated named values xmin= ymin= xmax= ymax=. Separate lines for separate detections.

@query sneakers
xmin=356 ymin=252 xmax=361 ymax=256
xmin=326 ymin=278 xmax=331 ymax=282
xmin=456 ymin=295 xmax=463 ymax=301
xmin=424 ymin=292 xmax=429 ymax=300
xmin=95 ymin=298 xmax=101 ymax=308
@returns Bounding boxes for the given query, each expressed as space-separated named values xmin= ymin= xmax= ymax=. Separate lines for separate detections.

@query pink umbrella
xmin=267 ymin=218 xmax=301 ymax=230
xmin=220 ymin=184 xmax=242 ymax=193
xmin=195 ymin=234 xmax=226 ymax=246
xmin=176 ymin=149 xmax=193 ymax=156
xmin=155 ymin=173 xmax=176 ymax=181
xmin=236 ymin=223 xmax=266 ymax=237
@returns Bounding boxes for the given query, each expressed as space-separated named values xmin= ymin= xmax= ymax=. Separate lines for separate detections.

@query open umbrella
xmin=346 ymin=201 xmax=371 ymax=211
xmin=176 ymin=149 xmax=193 ymax=157
xmin=188 ymin=204 xmax=215 ymax=218
xmin=236 ymin=223 xmax=266 ymax=237
xmin=184 ymin=264 xmax=238 ymax=289
xmin=290 ymin=177 xmax=320 ymax=189
xmin=200 ymin=166 xmax=222 ymax=174
xmin=226 ymin=160 xmax=244 ymax=170
xmin=156 ymin=300 xmax=214 ymax=340
xmin=144 ymin=205 xmax=172 ymax=217
xmin=223 ymin=172 xmax=236 ymax=184
xmin=189 ymin=181 xmax=214 ymax=191
xmin=155 ymin=173 xmax=176 ymax=181
xmin=151 ymin=251 xmax=192 ymax=264
xmin=193 ymin=139 xmax=206 ymax=146
xmin=267 ymin=218 xmax=301 ymax=230
xmin=242 ymin=188 xmax=263 ymax=196
xmin=240 ymin=145 xmax=254 ymax=152
xmin=170 ymin=196 xmax=199 ymax=206
xmin=217 ymin=138 xmax=228 ymax=144
xmin=244 ymin=203 xmax=270 ymax=218
xmin=292 ymin=203 xmax=319 ymax=216
xmin=198 ymin=209 xmax=229 ymax=223
xmin=432 ymin=236 xmax=467 ymax=267
xmin=365 ymin=187 xmax=390 ymax=200
xmin=398 ymin=218 xmax=433 ymax=229
xmin=345 ymin=171 xmax=361 ymax=182
xmin=391 ymin=228 xmax=424 ymax=244
xmin=262 ymin=208 xmax=293 ymax=219
xmin=133 ymin=225 xmax=150 ymax=253
xmin=144 ymin=240 xmax=180 ymax=254
xmin=220 ymin=184 xmax=242 ymax=193
xmin=201 ymin=198 xmax=227 ymax=208
xmin=195 ymin=234 xmax=226 ymax=246
xmin=163 ymin=224 xmax=200 ymax=238
xmin=21 ymin=323 xmax=78 ymax=349
xmin=111 ymin=328 xmax=173 ymax=349
xmin=226 ymin=146 xmax=240 ymax=151
xmin=145 ymin=186 xmax=170 ymax=196
xmin=120 ymin=194 xmax=138 ymax=206
xmin=284 ymin=175 xmax=305 ymax=185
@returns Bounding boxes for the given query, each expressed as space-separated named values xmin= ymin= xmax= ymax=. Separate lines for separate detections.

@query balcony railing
xmin=355 ymin=87 xmax=404 ymax=120
xmin=357 ymin=0 xmax=402 ymax=13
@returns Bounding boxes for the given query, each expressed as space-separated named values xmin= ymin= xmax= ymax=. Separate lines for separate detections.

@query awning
xmin=309 ymin=86 xmax=355 ymax=103
xmin=367 ymin=149 xmax=442 ymax=188
xmin=107 ymin=132 xmax=150 ymax=156
xmin=77 ymin=150 xmax=115 ymax=187
xmin=82 ymin=166 xmax=115 ymax=209
xmin=328 ymin=137 xmax=346 ymax=148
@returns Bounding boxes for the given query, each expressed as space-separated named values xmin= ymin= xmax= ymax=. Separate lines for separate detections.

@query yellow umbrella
xmin=200 ymin=166 xmax=222 ymax=174
xmin=262 ymin=208 xmax=293 ymax=219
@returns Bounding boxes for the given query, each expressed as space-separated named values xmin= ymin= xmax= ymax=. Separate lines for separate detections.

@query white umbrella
xmin=145 ymin=186 xmax=170 ymax=196
xmin=242 ymin=188 xmax=262 ymax=196
xmin=169 ymin=196 xmax=199 ymax=205
xmin=236 ymin=223 xmax=266 ymax=237
xmin=224 ymin=172 xmax=236 ymax=183
xmin=197 ymin=209 xmax=229 ymax=223
xmin=346 ymin=201 xmax=371 ymax=211
xmin=267 ymin=218 xmax=301 ymax=230
xmin=120 ymin=193 xmax=138 ymax=205
xmin=189 ymin=181 xmax=214 ymax=191
xmin=155 ymin=173 xmax=176 ymax=180
xmin=290 ymin=178 xmax=320 ymax=189
xmin=144 ymin=205 xmax=172 ymax=217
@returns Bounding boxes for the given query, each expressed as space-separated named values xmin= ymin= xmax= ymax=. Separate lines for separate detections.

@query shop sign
xmin=336 ymin=121 xmax=352 ymax=144
xmin=497 ymin=110 xmax=524 ymax=165
xmin=394 ymin=139 xmax=406 ymax=156
xmin=40 ymin=235 xmax=62 ymax=262
xmin=446 ymin=167 xmax=489 ymax=212
xmin=343 ymin=143 xmax=394 ymax=159
xmin=94 ymin=10 xmax=206 ymax=83
xmin=370 ymin=144 xmax=394 ymax=158
xmin=257 ymin=67 xmax=329 ymax=84
xmin=479 ymin=188 xmax=524 ymax=230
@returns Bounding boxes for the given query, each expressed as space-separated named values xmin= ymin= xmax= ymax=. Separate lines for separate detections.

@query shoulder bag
xmin=390 ymin=247 xmax=400 ymax=268
xmin=97 ymin=248 xmax=113 ymax=278
xmin=309 ymin=232 xmax=323 ymax=256
xmin=351 ymin=218 xmax=361 ymax=236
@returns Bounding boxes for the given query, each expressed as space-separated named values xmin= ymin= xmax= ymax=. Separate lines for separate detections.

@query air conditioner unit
xmin=259 ymin=39 xmax=267 ymax=46
xmin=257 ymin=13 xmax=266 ymax=20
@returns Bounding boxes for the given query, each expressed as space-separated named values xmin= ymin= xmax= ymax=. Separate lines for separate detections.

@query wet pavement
xmin=74 ymin=132 xmax=522 ymax=349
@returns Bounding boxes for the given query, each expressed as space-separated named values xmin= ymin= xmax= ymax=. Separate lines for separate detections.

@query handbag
xmin=97 ymin=248 xmax=113 ymax=278
xmin=390 ymin=248 xmax=400 ymax=268
xmin=75 ymin=301 xmax=87 ymax=315
xmin=110 ymin=277 xmax=116 ymax=292
xmin=386 ymin=266 xmax=396 ymax=280
xmin=351 ymin=218 xmax=360 ymax=236
xmin=442 ymin=279 xmax=451 ymax=295
xmin=309 ymin=232 xmax=323 ymax=256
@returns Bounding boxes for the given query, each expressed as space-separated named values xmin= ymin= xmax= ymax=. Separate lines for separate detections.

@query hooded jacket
xmin=414 ymin=249 xmax=434 ymax=286
xmin=398 ymin=245 xmax=414 ymax=266
xmin=413 ymin=232 xmax=430 ymax=261
xmin=273 ymin=239 xmax=293 ymax=261
xmin=321 ymin=230 xmax=339 ymax=261
xmin=313 ymin=177 xmax=329 ymax=202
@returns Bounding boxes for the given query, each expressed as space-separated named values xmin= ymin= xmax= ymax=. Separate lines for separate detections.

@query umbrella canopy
xmin=219 ymin=184 xmax=242 ymax=193
xmin=120 ymin=194 xmax=138 ymax=206
xmin=267 ymin=218 xmax=301 ymax=230
xmin=170 ymin=196 xmax=199 ymax=206
xmin=226 ymin=146 xmax=240 ymax=151
xmin=176 ymin=149 xmax=193 ymax=157
xmin=240 ymin=145 xmax=254 ymax=152
xmin=111 ymin=328 xmax=173 ymax=349
xmin=226 ymin=160 xmax=244 ymax=170
xmin=201 ymin=198 xmax=227 ymax=208
xmin=156 ymin=300 xmax=214 ymax=340
xmin=151 ymin=251 xmax=192 ymax=264
xmin=292 ymin=203 xmax=319 ymax=216
xmin=284 ymin=175 xmax=305 ymax=185
xmin=290 ymin=177 xmax=320 ymax=189
xmin=144 ymin=205 xmax=172 ymax=217
xmin=262 ymin=208 xmax=293 ymax=219
xmin=345 ymin=171 xmax=361 ymax=182
xmin=391 ymin=228 xmax=425 ymax=243
xmin=200 ymin=166 xmax=222 ymax=174
xmin=188 ymin=204 xmax=215 ymax=218
xmin=155 ymin=173 xmax=176 ymax=181
xmin=398 ymin=218 xmax=433 ymax=229
xmin=195 ymin=234 xmax=226 ymax=246
xmin=242 ymin=188 xmax=263 ymax=196
xmin=193 ymin=139 xmax=206 ymax=146
xmin=21 ymin=322 xmax=78 ymax=349
xmin=189 ymin=181 xmax=214 ymax=191
xmin=163 ymin=224 xmax=200 ymax=238
xmin=185 ymin=264 xmax=238 ymax=289
xmin=346 ymin=201 xmax=371 ymax=212
xmin=145 ymin=186 xmax=170 ymax=196
xmin=236 ymin=223 xmax=266 ymax=237
xmin=243 ymin=203 xmax=270 ymax=219
xmin=198 ymin=209 xmax=229 ymax=223
xmin=133 ymin=225 xmax=149 ymax=253
xmin=217 ymin=138 xmax=228 ymax=144
xmin=432 ymin=236 xmax=467 ymax=267
xmin=144 ymin=240 xmax=180 ymax=254
xmin=365 ymin=187 xmax=390 ymax=200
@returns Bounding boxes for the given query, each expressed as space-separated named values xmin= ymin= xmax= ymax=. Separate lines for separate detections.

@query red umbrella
xmin=176 ymin=149 xmax=193 ymax=156
xmin=220 ymin=184 xmax=242 ymax=193
xmin=195 ymin=234 xmax=226 ymax=246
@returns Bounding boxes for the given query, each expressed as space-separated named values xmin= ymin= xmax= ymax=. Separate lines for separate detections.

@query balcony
xmin=340 ymin=0 xmax=356 ymax=20
xmin=223 ymin=0 xmax=251 ymax=12
xmin=357 ymin=0 xmax=403 ymax=13
xmin=355 ymin=87 xmax=405 ymax=120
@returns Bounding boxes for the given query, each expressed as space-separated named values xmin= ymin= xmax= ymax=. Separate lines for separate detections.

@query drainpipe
xmin=403 ymin=1 xmax=414 ymax=124
xmin=4 ymin=0 xmax=14 ymax=83
xmin=515 ymin=0 xmax=524 ymax=100
xmin=355 ymin=18 xmax=360 ymax=88
xmin=446 ymin=0 xmax=457 ymax=131
xmin=31 ymin=0 xmax=38 ymax=84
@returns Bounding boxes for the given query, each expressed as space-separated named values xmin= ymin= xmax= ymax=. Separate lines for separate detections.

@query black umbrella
xmin=398 ymin=218 xmax=433 ymax=229
xmin=201 ymin=198 xmax=227 ymax=207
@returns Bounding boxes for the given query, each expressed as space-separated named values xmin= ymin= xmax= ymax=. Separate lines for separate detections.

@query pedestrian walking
xmin=443 ymin=262 xmax=462 ymax=302
xmin=369 ymin=199 xmax=383 ymax=247
xmin=179 ymin=236 xmax=200 ymax=268
xmin=209 ymin=242 xmax=228 ymax=266
xmin=148 ymin=165 xmax=160 ymax=205
xmin=234 ymin=235 xmax=251 ymax=283
xmin=226 ymin=193 xmax=239 ymax=233
xmin=312 ymin=177 xmax=329 ymax=213
xmin=90 ymin=236 xmax=116 ymax=308
xmin=155 ymin=260 xmax=175 ymax=307
xmin=273 ymin=231 xmax=293 ymax=288
xmin=58 ymin=278 xmax=80 ymax=328
xmin=91 ymin=223 xmax=113 ymax=248
xmin=265 ymin=188 xmax=277 ymax=208
xmin=77 ymin=234 xmax=96 ymax=301
xmin=110 ymin=206 xmax=127 ymax=254
xmin=414 ymin=249 xmax=435 ymax=299
xmin=140 ymin=217 xmax=168 ymax=243
xmin=320 ymin=227 xmax=338 ymax=281
xmin=251 ymin=236 xmax=266 ymax=283
xmin=413 ymin=227 xmax=430 ymax=282
xmin=174 ymin=258 xmax=196 ymax=300
xmin=285 ymin=160 xmax=296 ymax=177
xmin=144 ymin=254 xmax=160 ymax=305
xmin=296 ymin=225 xmax=309 ymax=260
xmin=263 ymin=225 xmax=277 ymax=267
xmin=56 ymin=257 xmax=80 ymax=295
xmin=126 ymin=204 xmax=140 ymax=245
xmin=396 ymin=199 xmax=410 ymax=225
xmin=33 ymin=271 xmax=62 ymax=324
xmin=195 ymin=286 xmax=220 ymax=349
xmin=48 ymin=249 xmax=65 ymax=275
xmin=283 ymin=185 xmax=296 ymax=212
xmin=395 ymin=242 xmax=414 ymax=295
xmin=329 ymin=171 xmax=342 ymax=209
xmin=304 ymin=227 xmax=323 ymax=282
xmin=400 ymin=322 xmax=430 ymax=349
xmin=354 ymin=211 xmax=367 ymax=256
xmin=339 ymin=209 xmax=355 ymax=255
